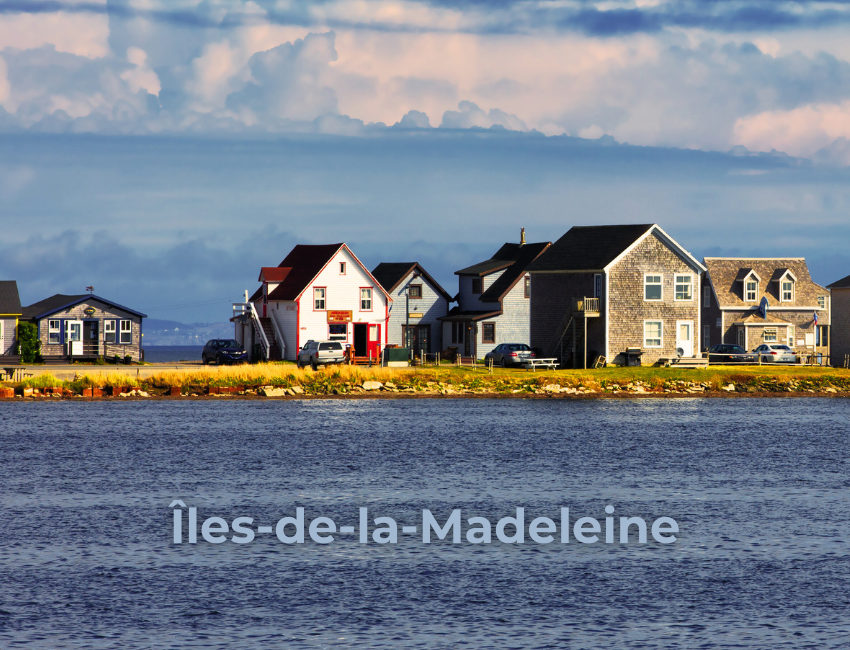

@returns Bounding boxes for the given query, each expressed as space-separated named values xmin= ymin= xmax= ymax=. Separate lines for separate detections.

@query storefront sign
xmin=83 ymin=307 xmax=96 ymax=316
xmin=327 ymin=310 xmax=353 ymax=323
xmin=408 ymin=313 xmax=423 ymax=318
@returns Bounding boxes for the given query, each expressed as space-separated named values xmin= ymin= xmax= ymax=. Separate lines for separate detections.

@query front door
xmin=83 ymin=321 xmax=99 ymax=356
xmin=404 ymin=325 xmax=430 ymax=356
xmin=367 ymin=324 xmax=381 ymax=360
xmin=353 ymin=323 xmax=367 ymax=357
xmin=464 ymin=322 xmax=471 ymax=356
xmin=65 ymin=320 xmax=83 ymax=355
xmin=676 ymin=320 xmax=693 ymax=357
xmin=737 ymin=327 xmax=746 ymax=350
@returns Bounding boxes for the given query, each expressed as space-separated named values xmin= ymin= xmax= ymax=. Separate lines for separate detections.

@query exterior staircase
xmin=258 ymin=317 xmax=283 ymax=361
xmin=546 ymin=297 xmax=600 ymax=369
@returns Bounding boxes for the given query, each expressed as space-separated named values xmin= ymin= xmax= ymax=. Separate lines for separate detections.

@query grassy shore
xmin=2 ymin=363 xmax=850 ymax=398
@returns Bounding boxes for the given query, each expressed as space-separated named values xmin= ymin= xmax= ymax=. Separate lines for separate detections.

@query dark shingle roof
xmin=478 ymin=242 xmax=551 ymax=303
xmin=0 ymin=281 xmax=22 ymax=314
xmin=371 ymin=262 xmax=452 ymax=301
xmin=266 ymin=244 xmax=345 ymax=301
xmin=21 ymin=294 xmax=147 ymax=320
xmin=828 ymin=273 xmax=850 ymax=289
xmin=526 ymin=224 xmax=655 ymax=272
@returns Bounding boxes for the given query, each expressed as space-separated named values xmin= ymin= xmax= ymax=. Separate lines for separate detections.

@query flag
xmin=813 ymin=311 xmax=818 ymax=326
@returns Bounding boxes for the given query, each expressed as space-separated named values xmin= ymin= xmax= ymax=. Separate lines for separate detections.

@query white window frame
xmin=48 ymin=319 xmax=61 ymax=345
xmin=104 ymin=319 xmax=116 ymax=344
xmin=644 ymin=320 xmax=663 ymax=348
xmin=817 ymin=295 xmax=826 ymax=310
xmin=360 ymin=287 xmax=373 ymax=311
xmin=764 ymin=328 xmax=777 ymax=343
xmin=674 ymin=274 xmax=693 ymax=301
xmin=339 ymin=262 xmax=346 ymax=275
xmin=780 ymin=279 xmax=794 ymax=302
xmin=744 ymin=279 xmax=758 ymax=303
xmin=119 ymin=320 xmax=132 ymax=344
xmin=643 ymin=274 xmax=663 ymax=302
xmin=703 ymin=285 xmax=710 ymax=308
xmin=314 ymin=287 xmax=326 ymax=311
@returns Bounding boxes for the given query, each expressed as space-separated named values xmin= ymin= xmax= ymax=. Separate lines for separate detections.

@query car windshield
xmin=215 ymin=339 xmax=240 ymax=348
xmin=507 ymin=344 xmax=531 ymax=351
xmin=729 ymin=346 xmax=745 ymax=353
xmin=319 ymin=342 xmax=343 ymax=350
xmin=772 ymin=345 xmax=792 ymax=351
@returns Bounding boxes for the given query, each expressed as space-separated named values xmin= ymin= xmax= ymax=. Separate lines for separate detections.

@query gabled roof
xmin=479 ymin=242 xmax=551 ymax=303
xmin=526 ymin=224 xmax=706 ymax=273
xmin=259 ymin=267 xmax=291 ymax=283
xmin=734 ymin=268 xmax=761 ymax=282
xmin=704 ymin=258 xmax=826 ymax=309
xmin=828 ymin=273 xmax=850 ymax=289
xmin=734 ymin=313 xmax=792 ymax=325
xmin=21 ymin=294 xmax=147 ymax=320
xmin=0 ymin=281 xmax=22 ymax=314
xmin=438 ymin=307 xmax=502 ymax=322
xmin=264 ymin=243 xmax=392 ymax=302
xmin=371 ymin=262 xmax=452 ymax=301
xmin=456 ymin=258 xmax=515 ymax=276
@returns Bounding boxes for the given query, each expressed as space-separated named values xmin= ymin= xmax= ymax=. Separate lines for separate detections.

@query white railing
xmin=232 ymin=302 xmax=271 ymax=361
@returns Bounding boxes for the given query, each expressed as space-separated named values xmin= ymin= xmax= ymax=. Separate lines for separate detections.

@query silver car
xmin=484 ymin=343 xmax=536 ymax=367
xmin=753 ymin=344 xmax=798 ymax=363
xmin=297 ymin=340 xmax=346 ymax=370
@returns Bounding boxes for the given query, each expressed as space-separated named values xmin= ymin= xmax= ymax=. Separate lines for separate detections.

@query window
xmin=745 ymin=280 xmax=758 ymax=302
xmin=764 ymin=328 xmax=777 ymax=343
xmin=451 ymin=322 xmax=463 ymax=345
xmin=104 ymin=320 xmax=116 ymax=343
xmin=781 ymin=280 xmax=794 ymax=302
xmin=409 ymin=284 xmax=422 ymax=299
xmin=328 ymin=323 xmax=347 ymax=341
xmin=703 ymin=285 xmax=710 ymax=308
xmin=644 ymin=320 xmax=663 ymax=347
xmin=818 ymin=325 xmax=829 ymax=347
xmin=339 ymin=262 xmax=346 ymax=274
xmin=65 ymin=321 xmax=82 ymax=342
xmin=471 ymin=278 xmax=482 ymax=295
xmin=716 ymin=318 xmax=721 ymax=327
xmin=314 ymin=287 xmax=326 ymax=310
xmin=48 ymin=319 xmax=61 ymax=344
xmin=120 ymin=320 xmax=132 ymax=344
xmin=703 ymin=325 xmax=710 ymax=350
xmin=524 ymin=276 xmax=531 ymax=298
xmin=644 ymin=274 xmax=662 ymax=301
xmin=360 ymin=287 xmax=372 ymax=311
xmin=593 ymin=274 xmax=602 ymax=299
xmin=817 ymin=295 xmax=826 ymax=310
xmin=674 ymin=274 xmax=693 ymax=301
xmin=482 ymin=323 xmax=495 ymax=344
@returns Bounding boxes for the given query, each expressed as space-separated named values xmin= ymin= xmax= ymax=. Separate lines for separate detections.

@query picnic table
xmin=524 ymin=358 xmax=558 ymax=371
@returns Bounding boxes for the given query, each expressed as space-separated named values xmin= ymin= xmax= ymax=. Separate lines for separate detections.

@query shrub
xmin=113 ymin=354 xmax=121 ymax=364
xmin=16 ymin=322 xmax=42 ymax=363
xmin=124 ymin=355 xmax=133 ymax=365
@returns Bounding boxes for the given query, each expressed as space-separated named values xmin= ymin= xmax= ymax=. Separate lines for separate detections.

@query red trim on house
xmin=296 ymin=297 xmax=300 ymax=356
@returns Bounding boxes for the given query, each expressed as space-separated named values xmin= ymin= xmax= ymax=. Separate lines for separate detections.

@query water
xmin=142 ymin=346 xmax=203 ymax=363
xmin=0 ymin=398 xmax=848 ymax=649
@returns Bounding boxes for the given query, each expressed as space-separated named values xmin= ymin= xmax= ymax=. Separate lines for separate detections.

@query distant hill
xmin=143 ymin=319 xmax=232 ymax=346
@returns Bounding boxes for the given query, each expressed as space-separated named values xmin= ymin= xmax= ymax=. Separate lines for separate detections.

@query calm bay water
xmin=0 ymin=398 xmax=848 ymax=649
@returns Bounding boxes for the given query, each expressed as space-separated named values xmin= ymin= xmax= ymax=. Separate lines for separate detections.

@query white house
xmin=235 ymin=243 xmax=392 ymax=362
xmin=371 ymin=262 xmax=451 ymax=355
xmin=440 ymin=230 xmax=551 ymax=359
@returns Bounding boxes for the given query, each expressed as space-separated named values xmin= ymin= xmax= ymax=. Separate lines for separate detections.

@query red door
xmin=367 ymin=324 xmax=381 ymax=360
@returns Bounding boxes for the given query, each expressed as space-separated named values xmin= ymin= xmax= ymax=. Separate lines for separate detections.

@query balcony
xmin=572 ymin=297 xmax=600 ymax=316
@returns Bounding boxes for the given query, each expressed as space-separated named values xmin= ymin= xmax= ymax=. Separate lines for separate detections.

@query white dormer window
xmin=781 ymin=279 xmax=794 ymax=302
xmin=745 ymin=280 xmax=758 ymax=302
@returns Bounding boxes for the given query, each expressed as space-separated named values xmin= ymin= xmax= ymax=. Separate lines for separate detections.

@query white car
xmin=297 ymin=340 xmax=346 ymax=370
xmin=753 ymin=344 xmax=798 ymax=363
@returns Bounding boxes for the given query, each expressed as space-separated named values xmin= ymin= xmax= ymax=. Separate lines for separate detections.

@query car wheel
xmin=499 ymin=357 xmax=506 ymax=368
xmin=216 ymin=354 xmax=223 ymax=365
xmin=202 ymin=355 xmax=208 ymax=365
xmin=311 ymin=360 xmax=318 ymax=371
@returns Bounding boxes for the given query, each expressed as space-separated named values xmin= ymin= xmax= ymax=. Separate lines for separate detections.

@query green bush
xmin=124 ymin=355 xmax=133 ymax=365
xmin=16 ymin=322 xmax=42 ymax=363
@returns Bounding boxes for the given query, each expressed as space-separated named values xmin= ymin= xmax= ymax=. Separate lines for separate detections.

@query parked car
xmin=753 ymin=344 xmax=798 ymax=363
xmin=484 ymin=343 xmax=536 ymax=367
xmin=707 ymin=344 xmax=757 ymax=364
xmin=297 ymin=340 xmax=346 ymax=370
xmin=202 ymin=339 xmax=247 ymax=365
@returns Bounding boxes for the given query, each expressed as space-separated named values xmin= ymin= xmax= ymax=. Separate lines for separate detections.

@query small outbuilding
xmin=0 ymin=281 xmax=22 ymax=361
xmin=827 ymin=273 xmax=850 ymax=367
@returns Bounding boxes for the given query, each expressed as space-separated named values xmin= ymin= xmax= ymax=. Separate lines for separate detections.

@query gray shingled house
xmin=703 ymin=258 xmax=830 ymax=361
xmin=21 ymin=294 xmax=147 ymax=362
xmin=527 ymin=224 xmax=705 ymax=367
xmin=372 ymin=262 xmax=451 ymax=355
xmin=0 ymin=281 xmax=22 ymax=361
xmin=828 ymin=273 xmax=850 ymax=367
xmin=440 ymin=230 xmax=551 ymax=359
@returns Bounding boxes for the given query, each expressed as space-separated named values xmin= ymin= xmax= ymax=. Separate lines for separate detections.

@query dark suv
xmin=202 ymin=339 xmax=247 ymax=365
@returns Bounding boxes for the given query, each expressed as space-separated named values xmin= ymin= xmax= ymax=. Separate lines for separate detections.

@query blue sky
xmin=1 ymin=1 xmax=849 ymax=322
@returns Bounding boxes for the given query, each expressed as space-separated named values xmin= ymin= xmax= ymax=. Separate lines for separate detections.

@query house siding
xmin=386 ymin=270 xmax=447 ymax=352
xmin=36 ymin=300 xmax=144 ymax=361
xmin=529 ymin=272 xmax=600 ymax=355
xmin=831 ymin=287 xmax=850 ymax=367
xmin=476 ymin=276 xmax=531 ymax=358
xmin=1 ymin=318 xmax=16 ymax=355
xmin=607 ymin=233 xmax=701 ymax=365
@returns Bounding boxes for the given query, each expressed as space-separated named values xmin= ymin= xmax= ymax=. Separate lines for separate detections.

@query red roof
xmin=258 ymin=267 xmax=291 ymax=283
xmin=266 ymin=244 xmax=345 ymax=301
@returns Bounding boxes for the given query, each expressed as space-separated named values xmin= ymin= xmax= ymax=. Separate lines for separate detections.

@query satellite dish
xmin=676 ymin=347 xmax=684 ymax=358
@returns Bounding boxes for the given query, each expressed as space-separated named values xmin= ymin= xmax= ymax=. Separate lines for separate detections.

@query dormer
xmin=772 ymin=268 xmax=797 ymax=303
xmin=735 ymin=268 xmax=761 ymax=303
xmin=258 ymin=267 xmax=291 ymax=298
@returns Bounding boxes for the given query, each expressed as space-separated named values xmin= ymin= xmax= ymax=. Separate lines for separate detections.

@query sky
xmin=1 ymin=0 xmax=849 ymax=323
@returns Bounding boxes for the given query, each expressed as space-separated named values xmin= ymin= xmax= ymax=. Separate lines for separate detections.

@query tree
xmin=16 ymin=321 xmax=42 ymax=363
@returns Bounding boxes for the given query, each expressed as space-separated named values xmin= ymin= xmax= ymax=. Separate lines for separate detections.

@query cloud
xmin=440 ymin=100 xmax=527 ymax=130
xmin=393 ymin=109 xmax=431 ymax=128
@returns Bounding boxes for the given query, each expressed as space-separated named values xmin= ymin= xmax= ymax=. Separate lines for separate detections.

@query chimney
xmin=520 ymin=227 xmax=526 ymax=246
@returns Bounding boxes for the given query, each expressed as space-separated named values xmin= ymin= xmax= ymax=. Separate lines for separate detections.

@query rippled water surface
xmin=1 ymin=398 xmax=848 ymax=649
